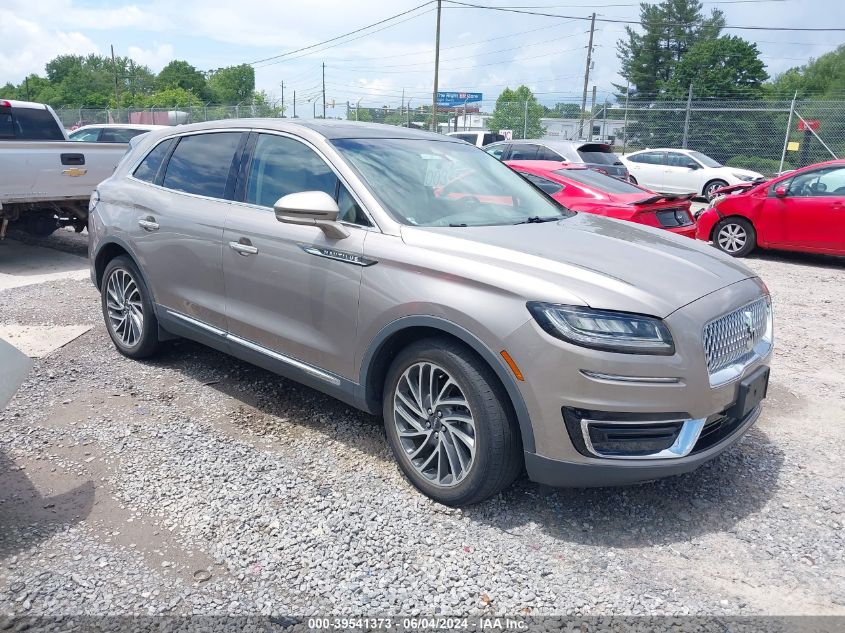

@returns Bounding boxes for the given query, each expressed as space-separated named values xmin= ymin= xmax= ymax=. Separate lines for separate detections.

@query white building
xmin=448 ymin=114 xmax=629 ymax=144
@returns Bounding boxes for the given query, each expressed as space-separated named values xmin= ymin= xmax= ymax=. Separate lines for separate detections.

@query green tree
xmin=544 ymin=102 xmax=581 ymax=118
xmin=156 ymin=60 xmax=208 ymax=99
xmin=488 ymin=86 xmax=545 ymax=139
xmin=767 ymin=45 xmax=845 ymax=98
xmin=348 ymin=106 xmax=373 ymax=122
xmin=666 ymin=36 xmax=767 ymax=98
xmin=142 ymin=87 xmax=202 ymax=108
xmin=616 ymin=0 xmax=725 ymax=97
xmin=207 ymin=64 xmax=255 ymax=103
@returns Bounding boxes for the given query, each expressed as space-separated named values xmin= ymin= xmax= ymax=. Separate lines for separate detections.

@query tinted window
xmin=576 ymin=144 xmax=618 ymax=165
xmin=69 ymin=128 xmax=101 ymax=142
xmin=554 ymin=168 xmax=647 ymax=194
xmin=163 ymin=132 xmax=242 ymax=199
xmin=482 ymin=133 xmax=505 ymax=145
xmin=509 ymin=144 xmax=539 ymax=160
xmin=521 ymin=173 xmax=564 ymax=195
xmin=485 ymin=144 xmax=507 ymax=160
xmin=454 ymin=134 xmax=476 ymax=143
xmin=667 ymin=152 xmax=694 ymax=168
xmin=537 ymin=146 xmax=564 ymax=161
xmin=630 ymin=151 xmax=665 ymax=165
xmin=101 ymin=128 xmax=148 ymax=143
xmin=0 ymin=111 xmax=13 ymax=138
xmin=245 ymin=134 xmax=369 ymax=226
xmin=13 ymin=107 xmax=64 ymax=140
xmin=133 ymin=138 xmax=175 ymax=183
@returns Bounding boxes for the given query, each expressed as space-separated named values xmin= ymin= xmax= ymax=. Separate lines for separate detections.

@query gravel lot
xmin=1 ymin=230 xmax=844 ymax=624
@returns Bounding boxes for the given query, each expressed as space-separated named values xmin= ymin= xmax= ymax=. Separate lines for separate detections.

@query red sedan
xmin=696 ymin=159 xmax=845 ymax=257
xmin=505 ymin=160 xmax=697 ymax=238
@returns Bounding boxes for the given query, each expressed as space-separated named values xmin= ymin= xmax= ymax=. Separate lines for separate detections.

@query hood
xmin=401 ymin=213 xmax=756 ymax=318
xmin=725 ymin=166 xmax=765 ymax=180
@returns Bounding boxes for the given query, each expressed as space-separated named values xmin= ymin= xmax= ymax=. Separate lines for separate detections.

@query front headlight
xmin=527 ymin=303 xmax=675 ymax=355
xmin=732 ymin=173 xmax=755 ymax=182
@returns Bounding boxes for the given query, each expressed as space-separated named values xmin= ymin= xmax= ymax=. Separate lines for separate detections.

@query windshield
xmin=554 ymin=168 xmax=646 ymax=194
xmin=332 ymin=138 xmax=573 ymax=227
xmin=688 ymin=150 xmax=721 ymax=168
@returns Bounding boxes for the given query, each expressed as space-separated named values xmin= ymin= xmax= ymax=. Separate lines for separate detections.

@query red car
xmin=505 ymin=160 xmax=697 ymax=238
xmin=696 ymin=159 xmax=845 ymax=257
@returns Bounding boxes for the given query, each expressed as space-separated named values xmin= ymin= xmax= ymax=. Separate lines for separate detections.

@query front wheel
xmin=383 ymin=338 xmax=522 ymax=506
xmin=713 ymin=217 xmax=756 ymax=257
xmin=704 ymin=179 xmax=728 ymax=201
xmin=101 ymin=256 xmax=161 ymax=358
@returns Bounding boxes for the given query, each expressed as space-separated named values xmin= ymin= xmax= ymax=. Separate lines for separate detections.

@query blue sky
xmin=3 ymin=0 xmax=843 ymax=116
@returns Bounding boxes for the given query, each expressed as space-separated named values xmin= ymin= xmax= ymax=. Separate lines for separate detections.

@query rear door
xmin=223 ymin=132 xmax=371 ymax=379
xmin=766 ymin=165 xmax=845 ymax=253
xmin=129 ymin=131 xmax=245 ymax=331
xmin=626 ymin=151 xmax=666 ymax=191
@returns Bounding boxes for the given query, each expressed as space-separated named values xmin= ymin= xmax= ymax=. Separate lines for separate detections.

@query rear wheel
xmin=383 ymin=338 xmax=522 ymax=506
xmin=101 ymin=256 xmax=161 ymax=358
xmin=713 ymin=217 xmax=756 ymax=257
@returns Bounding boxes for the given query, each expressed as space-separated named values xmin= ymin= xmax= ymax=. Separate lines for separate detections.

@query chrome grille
xmin=703 ymin=297 xmax=769 ymax=375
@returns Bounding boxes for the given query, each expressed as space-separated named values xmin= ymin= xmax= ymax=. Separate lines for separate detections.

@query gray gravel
xmin=1 ymin=233 xmax=844 ymax=622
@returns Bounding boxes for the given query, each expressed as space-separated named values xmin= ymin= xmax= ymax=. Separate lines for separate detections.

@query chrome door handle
xmin=229 ymin=241 xmax=258 ymax=256
xmin=138 ymin=217 xmax=159 ymax=231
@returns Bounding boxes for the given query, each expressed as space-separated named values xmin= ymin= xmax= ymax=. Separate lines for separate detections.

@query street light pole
xmin=430 ymin=0 xmax=442 ymax=132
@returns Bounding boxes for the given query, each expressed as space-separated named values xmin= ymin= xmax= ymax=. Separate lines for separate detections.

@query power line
xmin=248 ymin=1 xmax=435 ymax=66
xmin=442 ymin=0 xmax=845 ymax=31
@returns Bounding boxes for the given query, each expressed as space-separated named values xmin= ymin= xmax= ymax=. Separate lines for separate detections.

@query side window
xmin=162 ymin=132 xmax=242 ymax=199
xmin=101 ymin=128 xmax=144 ymax=143
xmin=12 ymin=107 xmax=65 ymax=140
xmin=789 ymin=167 xmax=845 ymax=197
xmin=522 ymin=173 xmax=563 ymax=196
xmin=133 ymin=138 xmax=175 ymax=183
xmin=245 ymin=134 xmax=370 ymax=226
xmin=70 ymin=128 xmax=102 ymax=142
xmin=634 ymin=151 xmax=665 ymax=165
xmin=538 ymin=146 xmax=564 ymax=161
xmin=667 ymin=152 xmax=692 ymax=168
xmin=0 ymin=111 xmax=15 ymax=138
xmin=485 ymin=144 xmax=506 ymax=160
xmin=509 ymin=144 xmax=538 ymax=160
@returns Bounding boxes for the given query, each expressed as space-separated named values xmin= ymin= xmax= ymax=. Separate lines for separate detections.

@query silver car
xmin=89 ymin=120 xmax=773 ymax=506
xmin=483 ymin=139 xmax=629 ymax=180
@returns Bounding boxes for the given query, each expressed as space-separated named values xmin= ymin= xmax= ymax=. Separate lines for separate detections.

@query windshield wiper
xmin=513 ymin=216 xmax=561 ymax=225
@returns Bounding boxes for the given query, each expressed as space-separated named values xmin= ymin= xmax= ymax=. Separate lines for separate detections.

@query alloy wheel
xmin=392 ymin=362 xmax=476 ymax=487
xmin=717 ymin=223 xmax=747 ymax=253
xmin=105 ymin=268 xmax=144 ymax=347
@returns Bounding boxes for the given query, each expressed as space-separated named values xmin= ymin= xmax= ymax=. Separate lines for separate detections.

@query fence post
xmin=682 ymin=84 xmax=693 ymax=149
xmin=779 ymin=91 xmax=798 ymax=174
xmin=523 ymin=100 xmax=528 ymax=139
xmin=602 ymin=100 xmax=608 ymax=142
xmin=622 ymin=81 xmax=630 ymax=154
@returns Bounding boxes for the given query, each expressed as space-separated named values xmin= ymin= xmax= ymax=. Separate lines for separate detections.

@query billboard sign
xmin=437 ymin=92 xmax=482 ymax=106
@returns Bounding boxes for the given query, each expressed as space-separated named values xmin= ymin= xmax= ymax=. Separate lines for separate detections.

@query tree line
xmin=1 ymin=55 xmax=270 ymax=108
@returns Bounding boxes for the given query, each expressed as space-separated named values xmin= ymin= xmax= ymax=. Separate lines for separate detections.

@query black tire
xmin=712 ymin=216 xmax=756 ymax=258
xmin=629 ymin=175 xmax=638 ymax=185
xmin=704 ymin=179 xmax=728 ymax=201
xmin=382 ymin=337 xmax=522 ymax=506
xmin=101 ymin=255 xmax=161 ymax=358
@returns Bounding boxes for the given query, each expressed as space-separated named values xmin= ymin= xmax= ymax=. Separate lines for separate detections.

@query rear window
xmin=554 ymin=168 xmax=645 ymax=194
xmin=12 ymin=107 xmax=64 ymax=140
xmin=482 ymin=133 xmax=505 ymax=145
xmin=101 ymin=128 xmax=148 ymax=143
xmin=577 ymin=143 xmax=619 ymax=165
xmin=133 ymin=138 xmax=175 ymax=183
xmin=162 ymin=132 xmax=242 ymax=199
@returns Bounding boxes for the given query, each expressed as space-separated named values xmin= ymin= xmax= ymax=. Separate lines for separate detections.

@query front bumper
xmin=524 ymin=404 xmax=761 ymax=487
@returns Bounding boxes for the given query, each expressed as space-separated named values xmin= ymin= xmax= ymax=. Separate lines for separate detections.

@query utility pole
xmin=322 ymin=63 xmax=326 ymax=118
xmin=682 ymin=83 xmax=693 ymax=149
xmin=578 ymin=13 xmax=596 ymax=140
xmin=588 ymin=85 xmax=597 ymax=141
xmin=622 ymin=79 xmax=630 ymax=154
xmin=280 ymin=81 xmax=285 ymax=117
xmin=430 ymin=0 xmax=442 ymax=132
xmin=110 ymin=45 xmax=120 ymax=122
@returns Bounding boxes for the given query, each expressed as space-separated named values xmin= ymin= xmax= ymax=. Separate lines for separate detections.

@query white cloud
xmin=0 ymin=15 xmax=100 ymax=80
xmin=126 ymin=43 xmax=175 ymax=72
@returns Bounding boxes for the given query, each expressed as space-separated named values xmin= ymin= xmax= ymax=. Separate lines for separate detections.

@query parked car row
xmin=89 ymin=119 xmax=775 ymax=506
xmin=68 ymin=124 xmax=166 ymax=143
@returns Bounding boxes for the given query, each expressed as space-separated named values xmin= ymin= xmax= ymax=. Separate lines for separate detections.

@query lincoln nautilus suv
xmin=89 ymin=120 xmax=773 ymax=506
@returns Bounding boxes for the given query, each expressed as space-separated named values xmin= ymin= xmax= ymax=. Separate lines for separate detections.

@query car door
xmin=129 ymin=131 xmax=245 ymax=331
xmin=766 ymin=165 xmax=845 ymax=253
xmin=662 ymin=152 xmax=700 ymax=193
xmin=626 ymin=151 xmax=666 ymax=191
xmin=223 ymin=132 xmax=372 ymax=379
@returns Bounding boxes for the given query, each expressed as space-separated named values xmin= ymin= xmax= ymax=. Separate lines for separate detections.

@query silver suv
xmin=89 ymin=120 xmax=773 ymax=506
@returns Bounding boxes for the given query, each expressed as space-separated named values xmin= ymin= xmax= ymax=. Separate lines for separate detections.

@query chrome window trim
xmin=580 ymin=416 xmax=706 ymax=460
xmin=166 ymin=310 xmax=341 ymax=386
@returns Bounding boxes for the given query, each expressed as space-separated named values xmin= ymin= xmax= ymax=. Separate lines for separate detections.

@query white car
xmin=68 ymin=123 xmax=166 ymax=143
xmin=621 ymin=148 xmax=764 ymax=200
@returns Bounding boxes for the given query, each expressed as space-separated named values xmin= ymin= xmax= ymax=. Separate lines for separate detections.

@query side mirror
xmin=274 ymin=191 xmax=349 ymax=240
xmin=774 ymin=185 xmax=788 ymax=198
xmin=686 ymin=162 xmax=700 ymax=170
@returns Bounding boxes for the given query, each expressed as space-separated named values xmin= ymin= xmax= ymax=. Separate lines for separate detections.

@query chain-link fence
xmin=54 ymin=104 xmax=282 ymax=129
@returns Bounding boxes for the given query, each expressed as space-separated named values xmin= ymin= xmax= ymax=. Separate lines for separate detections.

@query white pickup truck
xmin=1 ymin=99 xmax=129 ymax=237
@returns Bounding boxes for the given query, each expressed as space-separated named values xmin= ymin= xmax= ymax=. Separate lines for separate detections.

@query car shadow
xmin=747 ymin=249 xmax=845 ymax=270
xmin=0 ymin=449 xmax=96 ymax=559
xmin=144 ymin=340 xmax=784 ymax=547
